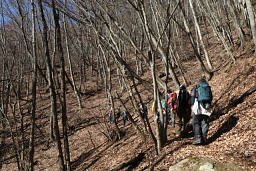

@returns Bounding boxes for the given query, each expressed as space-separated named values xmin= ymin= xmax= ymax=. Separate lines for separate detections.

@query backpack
xmin=197 ymin=81 xmax=212 ymax=109
xmin=161 ymin=94 xmax=169 ymax=109
xmin=167 ymin=93 xmax=177 ymax=109
xmin=116 ymin=109 xmax=121 ymax=120
xmin=121 ymin=111 xmax=127 ymax=121
xmin=178 ymin=89 xmax=190 ymax=108
xmin=108 ymin=111 xmax=113 ymax=122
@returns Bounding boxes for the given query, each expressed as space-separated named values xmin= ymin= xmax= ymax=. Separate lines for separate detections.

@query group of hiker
xmin=108 ymin=77 xmax=213 ymax=145
xmin=108 ymin=108 xmax=128 ymax=127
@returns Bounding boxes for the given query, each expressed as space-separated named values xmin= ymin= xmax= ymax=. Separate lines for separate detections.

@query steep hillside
xmin=1 ymin=36 xmax=256 ymax=171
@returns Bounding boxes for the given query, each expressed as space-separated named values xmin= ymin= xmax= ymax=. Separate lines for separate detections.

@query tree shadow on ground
xmin=80 ymin=88 xmax=102 ymax=98
xmin=81 ymin=157 xmax=100 ymax=170
xmin=181 ymin=124 xmax=194 ymax=138
xmin=109 ymin=152 xmax=145 ymax=171
xmin=0 ymin=141 xmax=18 ymax=169
xmin=0 ymin=143 xmax=4 ymax=169
xmin=166 ymin=136 xmax=181 ymax=146
xmin=207 ymin=114 xmax=238 ymax=145
xmin=71 ymin=147 xmax=98 ymax=170
xmin=72 ymin=141 xmax=114 ymax=170
xmin=147 ymin=141 xmax=190 ymax=170
xmin=213 ymin=65 xmax=255 ymax=107
xmin=67 ymin=116 xmax=103 ymax=136
xmin=210 ymin=86 xmax=256 ymax=123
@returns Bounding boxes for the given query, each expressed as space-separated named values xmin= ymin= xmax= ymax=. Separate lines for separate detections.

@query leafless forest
xmin=0 ymin=0 xmax=255 ymax=170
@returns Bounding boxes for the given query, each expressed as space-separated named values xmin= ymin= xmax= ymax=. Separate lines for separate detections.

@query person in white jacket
xmin=191 ymin=78 xmax=213 ymax=145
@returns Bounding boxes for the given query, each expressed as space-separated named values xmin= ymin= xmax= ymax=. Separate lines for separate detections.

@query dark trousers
xmin=192 ymin=113 xmax=209 ymax=141
xmin=176 ymin=107 xmax=191 ymax=135
xmin=122 ymin=117 xmax=127 ymax=126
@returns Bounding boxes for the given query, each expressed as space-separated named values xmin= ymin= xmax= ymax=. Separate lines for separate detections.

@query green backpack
xmin=161 ymin=95 xmax=169 ymax=109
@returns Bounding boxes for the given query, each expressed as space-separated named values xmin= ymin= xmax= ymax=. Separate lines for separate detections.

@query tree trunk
xmin=52 ymin=0 xmax=71 ymax=169
xmin=139 ymin=1 xmax=180 ymax=89
xmin=38 ymin=0 xmax=65 ymax=170
xmin=149 ymin=50 xmax=162 ymax=155
xmin=189 ymin=0 xmax=213 ymax=70
xmin=28 ymin=0 xmax=37 ymax=170
xmin=0 ymin=85 xmax=21 ymax=171
xmin=178 ymin=1 xmax=213 ymax=80
xmin=245 ymin=0 xmax=256 ymax=52
xmin=113 ymin=55 xmax=147 ymax=138
xmin=100 ymin=43 xmax=121 ymax=139
xmin=227 ymin=0 xmax=245 ymax=47
xmin=108 ymin=70 xmax=121 ymax=139
xmin=63 ymin=2 xmax=82 ymax=110
xmin=116 ymin=92 xmax=144 ymax=136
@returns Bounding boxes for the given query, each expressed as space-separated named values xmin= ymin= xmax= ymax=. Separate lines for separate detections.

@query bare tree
xmin=28 ymin=0 xmax=38 ymax=170
xmin=245 ymin=0 xmax=256 ymax=51
xmin=38 ymin=0 xmax=65 ymax=170
xmin=63 ymin=0 xmax=83 ymax=110
xmin=227 ymin=0 xmax=245 ymax=47
xmin=189 ymin=0 xmax=213 ymax=70
xmin=51 ymin=0 xmax=71 ymax=170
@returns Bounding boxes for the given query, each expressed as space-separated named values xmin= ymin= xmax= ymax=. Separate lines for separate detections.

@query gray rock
xmin=199 ymin=162 xmax=214 ymax=171
xmin=169 ymin=157 xmax=244 ymax=171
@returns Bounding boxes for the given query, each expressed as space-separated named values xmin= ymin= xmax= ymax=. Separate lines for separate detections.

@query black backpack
xmin=178 ymin=89 xmax=189 ymax=108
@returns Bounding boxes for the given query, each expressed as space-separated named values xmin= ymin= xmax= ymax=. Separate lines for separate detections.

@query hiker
xmin=191 ymin=78 xmax=213 ymax=145
xmin=108 ymin=109 xmax=113 ymax=122
xmin=177 ymin=84 xmax=191 ymax=137
xmin=108 ymin=108 xmax=121 ymax=123
xmin=140 ymin=103 xmax=148 ymax=119
xmin=167 ymin=90 xmax=178 ymax=128
xmin=116 ymin=107 xmax=121 ymax=123
xmin=121 ymin=110 xmax=128 ymax=126
xmin=161 ymin=89 xmax=172 ymax=127
xmin=161 ymin=90 xmax=171 ymax=110
xmin=139 ymin=103 xmax=148 ymax=131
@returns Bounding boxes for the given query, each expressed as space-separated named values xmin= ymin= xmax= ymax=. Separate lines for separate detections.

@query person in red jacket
xmin=168 ymin=92 xmax=178 ymax=110
xmin=167 ymin=91 xmax=178 ymax=127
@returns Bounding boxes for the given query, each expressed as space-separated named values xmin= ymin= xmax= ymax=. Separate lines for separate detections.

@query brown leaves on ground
xmin=1 ymin=55 xmax=256 ymax=171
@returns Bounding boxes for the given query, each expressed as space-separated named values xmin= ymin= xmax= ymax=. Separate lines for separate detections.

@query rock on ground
xmin=169 ymin=157 xmax=244 ymax=171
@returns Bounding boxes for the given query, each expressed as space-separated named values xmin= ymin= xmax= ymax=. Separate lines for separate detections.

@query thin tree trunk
xmin=17 ymin=87 xmax=25 ymax=170
xmin=108 ymin=69 xmax=121 ymax=139
xmin=100 ymin=43 xmax=121 ymax=139
xmin=149 ymin=50 xmax=161 ymax=155
xmin=38 ymin=0 xmax=65 ymax=170
xmin=178 ymin=1 xmax=213 ymax=80
xmin=63 ymin=2 xmax=82 ymax=110
xmin=245 ymin=0 xmax=256 ymax=51
xmin=199 ymin=0 xmax=236 ymax=62
xmin=0 ymin=0 xmax=7 ymax=146
xmin=171 ymin=49 xmax=189 ymax=86
xmin=51 ymin=0 xmax=71 ymax=169
xmin=116 ymin=92 xmax=143 ymax=136
xmin=0 ymin=86 xmax=21 ymax=171
xmin=113 ymin=55 xmax=147 ymax=138
xmin=28 ymin=0 xmax=37 ymax=170
xmin=227 ymin=0 xmax=245 ymax=47
xmin=138 ymin=1 xmax=180 ymax=89
xmin=189 ymin=0 xmax=213 ymax=70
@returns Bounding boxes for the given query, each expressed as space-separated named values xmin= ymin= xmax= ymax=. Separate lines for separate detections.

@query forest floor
xmin=1 ymin=40 xmax=256 ymax=171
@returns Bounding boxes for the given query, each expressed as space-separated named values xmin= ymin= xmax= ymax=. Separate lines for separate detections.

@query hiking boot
xmin=202 ymin=137 xmax=207 ymax=145
xmin=192 ymin=138 xmax=202 ymax=145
